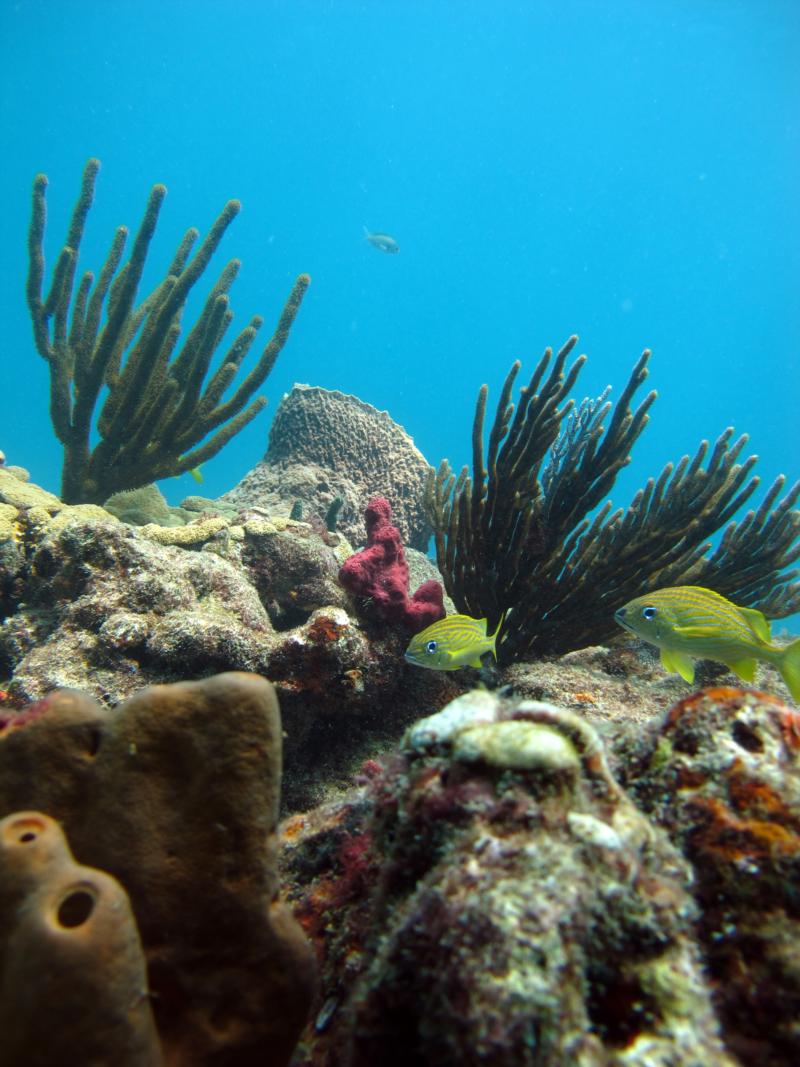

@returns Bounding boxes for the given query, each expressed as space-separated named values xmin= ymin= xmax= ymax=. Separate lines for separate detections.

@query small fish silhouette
xmin=614 ymin=584 xmax=800 ymax=699
xmin=363 ymin=226 xmax=399 ymax=254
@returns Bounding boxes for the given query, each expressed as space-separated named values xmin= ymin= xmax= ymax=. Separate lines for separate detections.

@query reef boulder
xmin=219 ymin=384 xmax=434 ymax=550
xmin=281 ymin=689 xmax=740 ymax=1067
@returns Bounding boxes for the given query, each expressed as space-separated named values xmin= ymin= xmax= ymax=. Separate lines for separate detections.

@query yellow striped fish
xmin=614 ymin=585 xmax=800 ymax=701
xmin=404 ymin=613 xmax=504 ymax=671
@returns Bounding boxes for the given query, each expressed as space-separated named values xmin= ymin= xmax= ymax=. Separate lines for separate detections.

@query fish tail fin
xmin=778 ymin=637 xmax=800 ymax=703
xmin=488 ymin=611 xmax=506 ymax=662
xmin=363 ymin=225 xmax=371 ymax=238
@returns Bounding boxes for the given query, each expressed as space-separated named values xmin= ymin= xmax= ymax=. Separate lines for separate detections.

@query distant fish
xmin=405 ymin=613 xmax=504 ymax=671
xmin=614 ymin=584 xmax=800 ymax=700
xmin=363 ymin=226 xmax=399 ymax=254
xmin=188 ymin=466 xmax=204 ymax=484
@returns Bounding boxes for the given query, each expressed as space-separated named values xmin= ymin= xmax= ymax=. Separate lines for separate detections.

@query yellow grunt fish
xmin=614 ymin=585 xmax=800 ymax=700
xmin=405 ymin=613 xmax=504 ymax=671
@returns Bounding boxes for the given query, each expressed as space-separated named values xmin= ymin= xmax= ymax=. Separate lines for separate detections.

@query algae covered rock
xmin=629 ymin=686 xmax=800 ymax=1064
xmin=282 ymin=689 xmax=737 ymax=1067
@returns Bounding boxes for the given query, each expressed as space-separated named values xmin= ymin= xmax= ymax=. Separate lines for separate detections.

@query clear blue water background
xmin=1 ymin=0 xmax=798 ymax=627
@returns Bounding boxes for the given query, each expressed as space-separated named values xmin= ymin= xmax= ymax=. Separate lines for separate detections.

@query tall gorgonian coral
xmin=426 ymin=336 xmax=800 ymax=664
xmin=27 ymin=158 xmax=309 ymax=504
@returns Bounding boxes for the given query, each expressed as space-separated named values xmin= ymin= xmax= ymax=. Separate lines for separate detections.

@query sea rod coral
xmin=426 ymin=336 xmax=800 ymax=664
xmin=27 ymin=158 xmax=309 ymax=504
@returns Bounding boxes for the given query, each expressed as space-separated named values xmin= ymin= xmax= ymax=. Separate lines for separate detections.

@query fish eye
xmin=642 ymin=606 xmax=657 ymax=621
xmin=425 ymin=640 xmax=438 ymax=654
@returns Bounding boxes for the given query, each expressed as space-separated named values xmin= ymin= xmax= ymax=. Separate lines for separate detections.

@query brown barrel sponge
xmin=0 ymin=674 xmax=316 ymax=1066
xmin=0 ymin=811 xmax=162 ymax=1067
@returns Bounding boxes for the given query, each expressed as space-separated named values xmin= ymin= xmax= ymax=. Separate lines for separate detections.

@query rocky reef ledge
xmin=0 ymin=465 xmax=452 ymax=809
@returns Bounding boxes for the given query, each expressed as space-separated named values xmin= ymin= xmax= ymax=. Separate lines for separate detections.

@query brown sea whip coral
xmin=426 ymin=336 xmax=800 ymax=664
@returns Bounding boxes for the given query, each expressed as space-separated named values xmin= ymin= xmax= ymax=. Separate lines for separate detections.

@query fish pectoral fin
xmin=724 ymin=658 xmax=757 ymax=683
xmin=661 ymin=647 xmax=696 ymax=683
xmin=673 ymin=625 xmax=718 ymax=638
xmin=738 ymin=607 xmax=771 ymax=643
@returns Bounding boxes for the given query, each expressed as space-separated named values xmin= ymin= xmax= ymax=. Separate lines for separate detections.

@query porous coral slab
xmin=0 ymin=673 xmax=316 ymax=1066
xmin=0 ymin=467 xmax=62 ymax=510
xmin=221 ymin=384 xmax=434 ymax=549
xmin=283 ymin=690 xmax=736 ymax=1067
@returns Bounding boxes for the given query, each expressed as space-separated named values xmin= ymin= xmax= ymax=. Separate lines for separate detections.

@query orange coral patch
xmin=686 ymin=795 xmax=800 ymax=863
xmin=776 ymin=706 xmax=800 ymax=751
xmin=308 ymin=615 xmax=347 ymax=643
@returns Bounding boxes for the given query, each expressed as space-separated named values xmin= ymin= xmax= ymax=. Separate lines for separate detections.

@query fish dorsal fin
xmin=661 ymin=647 xmax=696 ymax=683
xmin=450 ymin=614 xmax=486 ymax=632
xmin=724 ymin=657 xmax=757 ymax=683
xmin=738 ymin=606 xmax=771 ymax=643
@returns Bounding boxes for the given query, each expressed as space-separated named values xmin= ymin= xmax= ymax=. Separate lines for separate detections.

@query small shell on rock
xmin=567 ymin=811 xmax=623 ymax=851
xmin=452 ymin=720 xmax=581 ymax=774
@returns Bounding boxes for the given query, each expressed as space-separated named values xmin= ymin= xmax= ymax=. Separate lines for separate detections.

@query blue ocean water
xmin=1 ymin=0 xmax=798 ymax=624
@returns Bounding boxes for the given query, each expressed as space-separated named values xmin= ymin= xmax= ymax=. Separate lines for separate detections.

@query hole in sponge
xmin=58 ymin=889 xmax=96 ymax=928
xmin=9 ymin=815 xmax=47 ymax=843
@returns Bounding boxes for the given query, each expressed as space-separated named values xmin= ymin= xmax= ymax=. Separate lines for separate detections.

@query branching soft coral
xmin=27 ymin=159 xmax=309 ymax=504
xmin=426 ymin=337 xmax=800 ymax=664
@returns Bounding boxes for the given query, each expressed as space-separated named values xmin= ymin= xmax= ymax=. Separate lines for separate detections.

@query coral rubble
xmin=0 ymin=470 xmax=456 ymax=809
xmin=629 ymin=686 xmax=800 ymax=1064
xmin=282 ymin=689 xmax=747 ymax=1067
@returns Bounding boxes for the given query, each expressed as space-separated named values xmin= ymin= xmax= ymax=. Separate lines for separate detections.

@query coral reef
xmin=0 ymin=471 xmax=457 ymax=809
xmin=221 ymin=384 xmax=433 ymax=550
xmin=0 ymin=811 xmax=162 ymax=1067
xmin=3 ymin=445 xmax=800 ymax=1062
xmin=27 ymin=158 xmax=309 ymax=503
xmin=339 ymin=496 xmax=445 ymax=632
xmin=426 ymin=336 xmax=800 ymax=664
xmin=0 ymin=675 xmax=315 ymax=1062
xmin=281 ymin=689 xmax=741 ymax=1066
xmin=0 ymin=673 xmax=316 ymax=1066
